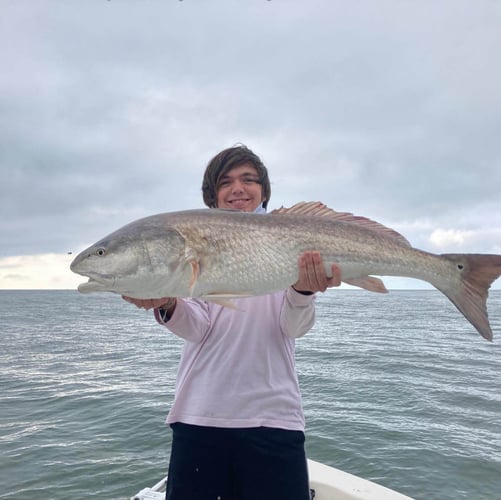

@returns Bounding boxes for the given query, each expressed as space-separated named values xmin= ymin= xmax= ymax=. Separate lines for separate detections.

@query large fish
xmin=70 ymin=202 xmax=501 ymax=341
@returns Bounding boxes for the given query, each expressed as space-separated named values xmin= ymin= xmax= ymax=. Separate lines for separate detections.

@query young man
xmin=124 ymin=145 xmax=341 ymax=500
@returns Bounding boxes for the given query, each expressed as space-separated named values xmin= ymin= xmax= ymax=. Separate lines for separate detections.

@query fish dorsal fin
xmin=271 ymin=201 xmax=336 ymax=217
xmin=271 ymin=201 xmax=411 ymax=246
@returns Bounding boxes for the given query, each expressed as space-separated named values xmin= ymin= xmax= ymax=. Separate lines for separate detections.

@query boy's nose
xmin=231 ymin=180 xmax=245 ymax=192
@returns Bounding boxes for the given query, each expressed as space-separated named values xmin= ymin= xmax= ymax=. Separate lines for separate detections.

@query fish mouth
xmin=75 ymin=273 xmax=116 ymax=294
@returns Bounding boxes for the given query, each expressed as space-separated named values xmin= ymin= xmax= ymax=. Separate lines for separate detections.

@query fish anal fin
xmin=343 ymin=276 xmax=389 ymax=294
xmin=272 ymin=201 xmax=411 ymax=246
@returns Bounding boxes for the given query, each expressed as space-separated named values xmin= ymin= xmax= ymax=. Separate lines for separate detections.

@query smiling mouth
xmin=229 ymin=199 xmax=250 ymax=205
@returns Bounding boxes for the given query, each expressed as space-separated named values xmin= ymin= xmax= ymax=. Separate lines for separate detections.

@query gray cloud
xmin=1 ymin=0 xmax=500 ymax=277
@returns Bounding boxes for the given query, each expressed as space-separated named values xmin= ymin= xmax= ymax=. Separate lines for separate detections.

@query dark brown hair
xmin=202 ymin=145 xmax=271 ymax=209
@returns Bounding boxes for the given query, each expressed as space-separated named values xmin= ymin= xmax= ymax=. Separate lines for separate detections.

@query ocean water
xmin=1 ymin=289 xmax=500 ymax=499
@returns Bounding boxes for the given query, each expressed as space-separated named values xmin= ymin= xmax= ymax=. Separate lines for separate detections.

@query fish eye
xmin=95 ymin=247 xmax=106 ymax=257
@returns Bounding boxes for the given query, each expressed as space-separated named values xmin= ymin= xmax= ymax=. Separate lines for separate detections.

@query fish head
xmin=70 ymin=216 xmax=187 ymax=298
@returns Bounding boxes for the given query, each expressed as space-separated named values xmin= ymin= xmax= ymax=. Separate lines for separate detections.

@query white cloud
xmin=0 ymin=254 xmax=80 ymax=290
xmin=429 ymin=228 xmax=474 ymax=249
xmin=427 ymin=227 xmax=501 ymax=254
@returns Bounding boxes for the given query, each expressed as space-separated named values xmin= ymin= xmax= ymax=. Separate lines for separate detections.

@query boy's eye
xmin=218 ymin=176 xmax=260 ymax=187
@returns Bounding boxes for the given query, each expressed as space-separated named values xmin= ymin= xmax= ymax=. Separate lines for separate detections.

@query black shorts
xmin=165 ymin=423 xmax=310 ymax=500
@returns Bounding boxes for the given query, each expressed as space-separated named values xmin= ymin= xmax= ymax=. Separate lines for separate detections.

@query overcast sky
xmin=1 ymin=0 xmax=500 ymax=291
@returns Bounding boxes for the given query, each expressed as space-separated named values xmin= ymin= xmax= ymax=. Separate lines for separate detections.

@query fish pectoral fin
xmin=188 ymin=260 xmax=200 ymax=296
xmin=343 ymin=276 xmax=389 ymax=294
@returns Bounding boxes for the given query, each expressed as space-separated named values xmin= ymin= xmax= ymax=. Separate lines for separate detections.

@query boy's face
xmin=216 ymin=163 xmax=265 ymax=212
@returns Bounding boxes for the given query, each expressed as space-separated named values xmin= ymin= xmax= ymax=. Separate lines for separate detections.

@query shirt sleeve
xmin=154 ymin=298 xmax=211 ymax=343
xmin=280 ymin=287 xmax=316 ymax=339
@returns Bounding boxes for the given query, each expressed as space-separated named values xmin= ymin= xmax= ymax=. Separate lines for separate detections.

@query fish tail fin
xmin=437 ymin=254 xmax=501 ymax=341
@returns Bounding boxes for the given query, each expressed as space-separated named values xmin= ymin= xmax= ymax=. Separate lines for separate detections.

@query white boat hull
xmin=307 ymin=459 xmax=414 ymax=499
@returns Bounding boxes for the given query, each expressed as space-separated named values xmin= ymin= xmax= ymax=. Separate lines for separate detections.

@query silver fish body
xmin=70 ymin=203 xmax=501 ymax=340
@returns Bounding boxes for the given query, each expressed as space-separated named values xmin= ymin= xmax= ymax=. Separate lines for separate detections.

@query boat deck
xmin=131 ymin=459 xmax=415 ymax=500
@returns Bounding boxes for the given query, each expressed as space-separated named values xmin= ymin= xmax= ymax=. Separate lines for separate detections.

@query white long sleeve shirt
xmin=154 ymin=288 xmax=316 ymax=431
